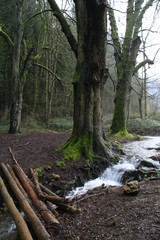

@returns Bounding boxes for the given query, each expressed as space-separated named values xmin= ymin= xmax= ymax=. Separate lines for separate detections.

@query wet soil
xmin=0 ymin=131 xmax=160 ymax=240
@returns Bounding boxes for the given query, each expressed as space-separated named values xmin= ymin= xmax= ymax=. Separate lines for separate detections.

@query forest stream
xmin=1 ymin=136 xmax=160 ymax=240
xmin=67 ymin=136 xmax=160 ymax=199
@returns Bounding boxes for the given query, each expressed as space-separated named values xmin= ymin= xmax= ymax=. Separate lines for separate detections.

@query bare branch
xmin=47 ymin=0 xmax=77 ymax=57
xmin=134 ymin=59 xmax=154 ymax=74
xmin=0 ymin=26 xmax=14 ymax=46
xmin=33 ymin=62 xmax=64 ymax=85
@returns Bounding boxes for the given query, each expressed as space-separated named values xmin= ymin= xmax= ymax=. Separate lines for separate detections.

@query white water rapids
xmin=67 ymin=136 xmax=160 ymax=199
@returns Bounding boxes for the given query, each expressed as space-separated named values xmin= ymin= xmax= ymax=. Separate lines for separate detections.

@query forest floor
xmin=0 ymin=130 xmax=160 ymax=240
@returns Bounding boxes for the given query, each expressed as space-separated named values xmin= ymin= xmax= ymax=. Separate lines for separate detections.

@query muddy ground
xmin=0 ymin=131 xmax=160 ymax=240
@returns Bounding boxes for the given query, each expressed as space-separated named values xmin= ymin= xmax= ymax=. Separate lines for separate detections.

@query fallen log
xmin=30 ymin=168 xmax=44 ymax=199
xmin=30 ymin=168 xmax=67 ymax=204
xmin=38 ymin=182 xmax=79 ymax=213
xmin=0 ymin=163 xmax=51 ymax=240
xmin=8 ymin=146 xmax=18 ymax=164
xmin=46 ymin=201 xmax=59 ymax=217
xmin=6 ymin=164 xmax=29 ymax=200
xmin=9 ymin=146 xmax=79 ymax=214
xmin=13 ymin=164 xmax=60 ymax=226
xmin=0 ymin=176 xmax=33 ymax=240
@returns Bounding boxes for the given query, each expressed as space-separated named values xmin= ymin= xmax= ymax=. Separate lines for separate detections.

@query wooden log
xmin=46 ymin=201 xmax=59 ymax=217
xmin=9 ymin=147 xmax=60 ymax=199
xmin=8 ymin=146 xmax=18 ymax=164
xmin=9 ymin=146 xmax=79 ymax=214
xmin=30 ymin=168 xmax=66 ymax=204
xmin=37 ymin=182 xmax=79 ymax=213
xmin=56 ymin=202 xmax=79 ymax=214
xmin=0 ymin=176 xmax=33 ymax=240
xmin=0 ymin=163 xmax=51 ymax=240
xmin=13 ymin=164 xmax=60 ymax=226
xmin=30 ymin=168 xmax=44 ymax=199
xmin=6 ymin=164 xmax=29 ymax=200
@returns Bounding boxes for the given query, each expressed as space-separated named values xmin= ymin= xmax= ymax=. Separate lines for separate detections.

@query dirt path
xmin=0 ymin=131 xmax=160 ymax=240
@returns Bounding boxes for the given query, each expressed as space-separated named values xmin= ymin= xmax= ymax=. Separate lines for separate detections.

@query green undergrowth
xmin=0 ymin=116 xmax=73 ymax=133
xmin=111 ymin=140 xmax=123 ymax=153
xmin=33 ymin=165 xmax=51 ymax=179
xmin=49 ymin=117 xmax=73 ymax=131
xmin=21 ymin=117 xmax=45 ymax=131
xmin=0 ymin=124 xmax=9 ymax=133
xmin=127 ymin=117 xmax=160 ymax=135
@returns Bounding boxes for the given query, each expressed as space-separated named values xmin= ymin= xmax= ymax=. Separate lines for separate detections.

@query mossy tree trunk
xmin=9 ymin=0 xmax=24 ymax=134
xmin=110 ymin=36 xmax=141 ymax=135
xmin=48 ymin=0 xmax=113 ymax=160
xmin=107 ymin=0 xmax=155 ymax=135
xmin=9 ymin=0 xmax=33 ymax=134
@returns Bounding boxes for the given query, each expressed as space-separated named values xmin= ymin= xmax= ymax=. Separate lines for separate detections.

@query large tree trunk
xmin=47 ymin=0 xmax=113 ymax=162
xmin=9 ymin=0 xmax=24 ymax=134
xmin=60 ymin=0 xmax=112 ymax=160
xmin=110 ymin=75 xmax=127 ymax=135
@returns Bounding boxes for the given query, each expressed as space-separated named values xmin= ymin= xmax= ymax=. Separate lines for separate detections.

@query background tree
xmin=107 ymin=0 xmax=156 ymax=136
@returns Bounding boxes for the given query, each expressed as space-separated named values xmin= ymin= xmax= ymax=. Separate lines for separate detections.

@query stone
xmin=121 ymin=170 xmax=141 ymax=184
xmin=139 ymin=160 xmax=158 ymax=169
xmin=123 ymin=180 xmax=139 ymax=194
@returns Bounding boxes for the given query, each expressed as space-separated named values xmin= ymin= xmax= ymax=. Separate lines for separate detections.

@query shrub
xmin=49 ymin=117 xmax=73 ymax=131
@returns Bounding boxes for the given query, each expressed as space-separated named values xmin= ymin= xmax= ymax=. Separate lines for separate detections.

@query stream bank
xmin=1 ymin=132 xmax=160 ymax=239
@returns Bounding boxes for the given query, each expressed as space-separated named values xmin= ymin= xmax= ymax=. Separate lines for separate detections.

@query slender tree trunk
xmin=9 ymin=0 xmax=24 ymax=134
xmin=138 ymin=75 xmax=144 ymax=119
xmin=33 ymin=68 xmax=39 ymax=113
xmin=139 ymin=97 xmax=143 ymax=119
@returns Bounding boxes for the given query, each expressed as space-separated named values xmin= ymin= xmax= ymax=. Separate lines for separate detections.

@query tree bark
xmin=6 ymin=163 xmax=30 ymax=200
xmin=9 ymin=0 xmax=24 ymax=134
xmin=0 ymin=176 xmax=33 ymax=240
xmin=0 ymin=163 xmax=51 ymax=240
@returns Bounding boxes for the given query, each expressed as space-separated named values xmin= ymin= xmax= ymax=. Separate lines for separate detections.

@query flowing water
xmin=67 ymin=136 xmax=160 ymax=199
xmin=0 ymin=212 xmax=17 ymax=240
xmin=1 ymin=136 xmax=160 ymax=238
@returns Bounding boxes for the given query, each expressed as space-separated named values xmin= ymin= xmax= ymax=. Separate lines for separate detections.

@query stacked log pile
xmin=0 ymin=148 xmax=78 ymax=240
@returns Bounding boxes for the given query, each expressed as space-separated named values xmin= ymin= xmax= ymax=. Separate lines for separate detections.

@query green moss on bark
xmin=72 ymin=70 xmax=81 ymax=84
xmin=114 ymin=130 xmax=133 ymax=138
xmin=57 ymin=132 xmax=93 ymax=161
